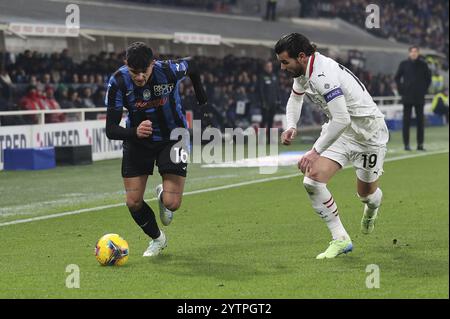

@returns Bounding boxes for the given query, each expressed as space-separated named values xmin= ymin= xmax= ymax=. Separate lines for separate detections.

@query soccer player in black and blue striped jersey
xmin=105 ymin=42 xmax=207 ymax=257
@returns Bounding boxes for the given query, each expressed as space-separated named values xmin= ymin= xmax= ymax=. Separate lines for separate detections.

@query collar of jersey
xmin=305 ymin=52 xmax=317 ymax=81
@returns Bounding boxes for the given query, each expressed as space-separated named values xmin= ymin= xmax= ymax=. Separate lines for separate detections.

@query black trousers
xmin=262 ymin=107 xmax=275 ymax=142
xmin=434 ymin=104 xmax=449 ymax=123
xmin=262 ymin=108 xmax=275 ymax=129
xmin=403 ymin=103 xmax=424 ymax=147
xmin=265 ymin=1 xmax=277 ymax=20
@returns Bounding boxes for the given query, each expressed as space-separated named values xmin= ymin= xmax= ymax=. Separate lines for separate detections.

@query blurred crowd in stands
xmin=123 ymin=0 xmax=236 ymax=13
xmin=299 ymin=0 xmax=449 ymax=63
xmin=0 ymin=50 xmax=119 ymax=125
xmin=124 ymin=0 xmax=449 ymax=63
xmin=0 ymin=48 xmax=399 ymax=128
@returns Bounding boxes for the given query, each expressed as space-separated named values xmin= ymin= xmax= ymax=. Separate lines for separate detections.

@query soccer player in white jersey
xmin=275 ymin=33 xmax=389 ymax=259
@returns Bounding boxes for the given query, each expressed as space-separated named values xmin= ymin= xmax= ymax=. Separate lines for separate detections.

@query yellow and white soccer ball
xmin=95 ymin=233 xmax=129 ymax=266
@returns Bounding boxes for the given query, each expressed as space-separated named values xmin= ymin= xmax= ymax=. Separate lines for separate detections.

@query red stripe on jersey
xmin=308 ymin=54 xmax=315 ymax=78
xmin=292 ymin=89 xmax=304 ymax=95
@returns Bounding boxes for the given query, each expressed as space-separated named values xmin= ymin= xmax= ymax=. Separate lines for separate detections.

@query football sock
xmin=358 ymin=188 xmax=383 ymax=218
xmin=303 ymin=177 xmax=350 ymax=241
xmin=129 ymin=201 xmax=161 ymax=239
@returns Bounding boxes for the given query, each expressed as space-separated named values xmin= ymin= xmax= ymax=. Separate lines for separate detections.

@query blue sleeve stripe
xmin=106 ymin=76 xmax=123 ymax=110
xmin=324 ymin=87 xmax=344 ymax=103
xmin=114 ymin=86 xmax=123 ymax=111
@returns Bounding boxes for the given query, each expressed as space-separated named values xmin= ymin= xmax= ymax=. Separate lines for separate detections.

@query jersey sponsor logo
xmin=153 ymin=83 xmax=174 ymax=96
xmin=324 ymin=87 xmax=344 ymax=103
xmin=135 ymin=97 xmax=168 ymax=109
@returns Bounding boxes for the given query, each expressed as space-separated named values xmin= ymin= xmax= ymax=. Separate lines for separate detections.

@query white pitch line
xmin=0 ymin=150 xmax=447 ymax=227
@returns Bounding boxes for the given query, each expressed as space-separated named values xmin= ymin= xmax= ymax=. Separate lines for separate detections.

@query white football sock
xmin=358 ymin=188 xmax=383 ymax=218
xmin=303 ymin=177 xmax=350 ymax=241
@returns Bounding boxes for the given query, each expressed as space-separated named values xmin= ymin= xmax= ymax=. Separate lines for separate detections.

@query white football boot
xmin=143 ymin=230 xmax=167 ymax=257
xmin=156 ymin=184 xmax=174 ymax=226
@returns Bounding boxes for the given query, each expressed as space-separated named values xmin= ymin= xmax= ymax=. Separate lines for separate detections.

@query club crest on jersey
xmin=143 ymin=89 xmax=151 ymax=100
xmin=324 ymin=83 xmax=330 ymax=90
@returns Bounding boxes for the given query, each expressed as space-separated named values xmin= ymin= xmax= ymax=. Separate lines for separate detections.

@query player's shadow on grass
xmin=333 ymin=241 xmax=449 ymax=278
xmin=145 ymin=241 xmax=298 ymax=281
xmin=369 ymin=246 xmax=449 ymax=278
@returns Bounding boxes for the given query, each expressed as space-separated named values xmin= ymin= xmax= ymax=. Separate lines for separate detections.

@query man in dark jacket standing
xmin=395 ymin=46 xmax=432 ymax=151
xmin=258 ymin=61 xmax=280 ymax=142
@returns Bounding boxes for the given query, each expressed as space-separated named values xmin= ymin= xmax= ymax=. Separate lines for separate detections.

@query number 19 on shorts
xmin=361 ymin=153 xmax=378 ymax=168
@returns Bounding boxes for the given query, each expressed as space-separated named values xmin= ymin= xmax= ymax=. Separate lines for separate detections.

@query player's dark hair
xmin=126 ymin=42 xmax=154 ymax=70
xmin=409 ymin=45 xmax=419 ymax=51
xmin=274 ymin=33 xmax=317 ymax=58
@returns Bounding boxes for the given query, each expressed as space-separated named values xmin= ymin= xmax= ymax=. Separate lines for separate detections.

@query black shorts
xmin=121 ymin=140 xmax=188 ymax=178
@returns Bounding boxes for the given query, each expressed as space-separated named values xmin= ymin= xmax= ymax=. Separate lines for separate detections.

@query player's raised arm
xmin=185 ymin=58 xmax=208 ymax=106
xmin=168 ymin=57 xmax=207 ymax=106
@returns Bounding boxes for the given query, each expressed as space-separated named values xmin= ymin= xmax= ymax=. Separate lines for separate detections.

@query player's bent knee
xmin=126 ymin=198 xmax=144 ymax=212
xmin=164 ymin=198 xmax=182 ymax=211
xmin=305 ymin=168 xmax=327 ymax=183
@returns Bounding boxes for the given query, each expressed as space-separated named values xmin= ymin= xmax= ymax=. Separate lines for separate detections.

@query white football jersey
xmin=292 ymin=52 xmax=386 ymax=141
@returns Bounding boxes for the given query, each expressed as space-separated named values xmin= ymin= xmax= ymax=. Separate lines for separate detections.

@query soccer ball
xmin=95 ymin=233 xmax=129 ymax=266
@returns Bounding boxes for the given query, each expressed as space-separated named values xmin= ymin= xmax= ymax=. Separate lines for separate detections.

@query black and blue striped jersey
xmin=105 ymin=60 xmax=189 ymax=142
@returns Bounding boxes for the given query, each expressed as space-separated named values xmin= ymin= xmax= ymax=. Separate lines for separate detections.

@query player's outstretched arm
xmin=281 ymin=128 xmax=297 ymax=145
xmin=282 ymin=91 xmax=304 ymax=145
xmin=187 ymin=60 xmax=207 ymax=106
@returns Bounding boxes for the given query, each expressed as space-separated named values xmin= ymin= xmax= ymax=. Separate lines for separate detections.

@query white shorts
xmin=319 ymin=118 xmax=389 ymax=183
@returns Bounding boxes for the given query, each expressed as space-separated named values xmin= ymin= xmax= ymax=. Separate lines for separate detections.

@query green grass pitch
xmin=0 ymin=126 xmax=448 ymax=298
